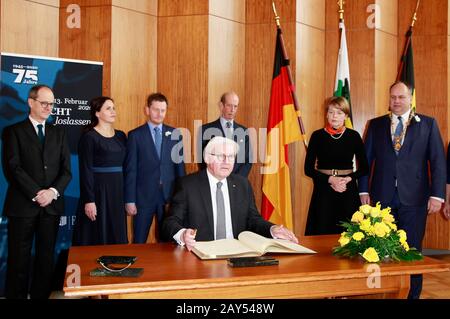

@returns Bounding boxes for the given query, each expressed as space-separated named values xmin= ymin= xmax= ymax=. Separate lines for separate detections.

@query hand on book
xmin=271 ymin=225 xmax=298 ymax=244
xmin=182 ymin=228 xmax=197 ymax=251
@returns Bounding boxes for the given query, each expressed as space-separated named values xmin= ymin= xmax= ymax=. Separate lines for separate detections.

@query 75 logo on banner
xmin=13 ymin=68 xmax=38 ymax=84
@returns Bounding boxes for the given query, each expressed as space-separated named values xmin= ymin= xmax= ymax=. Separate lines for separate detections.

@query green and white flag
xmin=334 ymin=21 xmax=353 ymax=128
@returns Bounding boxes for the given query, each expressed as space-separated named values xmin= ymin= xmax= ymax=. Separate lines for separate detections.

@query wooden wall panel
xmin=210 ymin=0 xmax=245 ymax=23
xmin=1 ymin=0 xmax=59 ymax=57
xmin=374 ymin=31 xmax=398 ymax=117
xmin=398 ymin=0 xmax=450 ymax=249
xmin=112 ymin=0 xmax=157 ymax=14
xmin=59 ymin=1 xmax=112 ymax=95
xmin=158 ymin=15 xmax=209 ymax=173
xmin=294 ymin=23 xmax=326 ymax=236
xmin=208 ymin=17 xmax=245 ymax=122
xmin=110 ymin=6 xmax=156 ymax=133
xmin=158 ymin=0 xmax=208 ymax=16
xmin=246 ymin=0 xmax=296 ymax=24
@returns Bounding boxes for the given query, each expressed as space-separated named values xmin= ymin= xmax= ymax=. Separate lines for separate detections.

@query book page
xmin=238 ymin=231 xmax=316 ymax=254
xmin=192 ymin=239 xmax=261 ymax=259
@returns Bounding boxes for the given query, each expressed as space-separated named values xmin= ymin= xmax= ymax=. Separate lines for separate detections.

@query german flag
xmin=261 ymin=28 xmax=302 ymax=230
xmin=397 ymin=27 xmax=416 ymax=112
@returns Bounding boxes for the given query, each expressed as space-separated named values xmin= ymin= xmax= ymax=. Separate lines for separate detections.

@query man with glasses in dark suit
xmin=2 ymin=84 xmax=71 ymax=299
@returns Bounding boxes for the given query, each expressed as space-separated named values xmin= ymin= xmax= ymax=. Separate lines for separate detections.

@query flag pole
xmin=271 ymin=2 xmax=308 ymax=149
xmin=396 ymin=0 xmax=420 ymax=80
xmin=338 ymin=0 xmax=345 ymax=22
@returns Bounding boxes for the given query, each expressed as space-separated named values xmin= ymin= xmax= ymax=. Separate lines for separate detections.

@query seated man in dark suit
xmin=162 ymin=136 xmax=297 ymax=251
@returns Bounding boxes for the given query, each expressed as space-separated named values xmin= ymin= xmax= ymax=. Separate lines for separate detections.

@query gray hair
xmin=203 ymin=136 xmax=239 ymax=161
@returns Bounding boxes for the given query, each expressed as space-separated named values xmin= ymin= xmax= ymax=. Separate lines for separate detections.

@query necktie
xmin=37 ymin=124 xmax=45 ymax=145
xmin=216 ymin=181 xmax=226 ymax=240
xmin=154 ymin=127 xmax=162 ymax=158
xmin=225 ymin=121 xmax=232 ymax=139
xmin=392 ymin=116 xmax=403 ymax=154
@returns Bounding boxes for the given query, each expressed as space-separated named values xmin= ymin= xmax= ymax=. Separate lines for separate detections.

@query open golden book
xmin=192 ymin=231 xmax=316 ymax=260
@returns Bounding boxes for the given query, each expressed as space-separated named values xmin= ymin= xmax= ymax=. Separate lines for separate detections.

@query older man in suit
xmin=124 ymin=92 xmax=185 ymax=243
xmin=2 ymin=85 xmax=72 ymax=299
xmin=198 ymin=92 xmax=252 ymax=177
xmin=359 ymin=80 xmax=446 ymax=299
xmin=163 ymin=136 xmax=297 ymax=250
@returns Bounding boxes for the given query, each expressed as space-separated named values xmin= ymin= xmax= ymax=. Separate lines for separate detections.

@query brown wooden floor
xmin=421 ymin=254 xmax=450 ymax=299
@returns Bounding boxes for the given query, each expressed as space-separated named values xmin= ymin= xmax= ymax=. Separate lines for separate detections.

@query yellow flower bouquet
xmin=332 ymin=203 xmax=423 ymax=263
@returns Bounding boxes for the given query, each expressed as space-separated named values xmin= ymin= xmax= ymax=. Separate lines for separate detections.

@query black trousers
xmin=388 ymin=190 xmax=428 ymax=299
xmin=5 ymin=210 xmax=60 ymax=299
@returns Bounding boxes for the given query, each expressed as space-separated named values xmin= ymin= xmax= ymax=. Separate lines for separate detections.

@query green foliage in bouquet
xmin=332 ymin=203 xmax=423 ymax=263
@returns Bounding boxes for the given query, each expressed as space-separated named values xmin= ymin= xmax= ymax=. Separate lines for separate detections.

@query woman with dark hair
xmin=304 ymin=96 xmax=369 ymax=235
xmin=72 ymin=96 xmax=128 ymax=245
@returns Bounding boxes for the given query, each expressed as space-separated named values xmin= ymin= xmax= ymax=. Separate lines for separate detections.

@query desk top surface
xmin=63 ymin=235 xmax=450 ymax=296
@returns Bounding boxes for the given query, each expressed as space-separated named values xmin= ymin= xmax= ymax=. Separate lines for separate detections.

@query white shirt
xmin=29 ymin=116 xmax=46 ymax=136
xmin=390 ymin=109 xmax=411 ymax=146
xmin=220 ymin=117 xmax=234 ymax=139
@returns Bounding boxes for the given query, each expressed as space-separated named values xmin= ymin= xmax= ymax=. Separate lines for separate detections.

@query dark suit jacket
xmin=124 ymin=123 xmax=185 ymax=208
xmin=359 ymin=113 xmax=446 ymax=206
xmin=2 ymin=118 xmax=72 ymax=217
xmin=162 ymin=169 xmax=273 ymax=241
xmin=198 ymin=119 xmax=252 ymax=177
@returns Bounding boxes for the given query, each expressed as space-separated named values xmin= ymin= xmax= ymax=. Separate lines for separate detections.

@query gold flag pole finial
xmin=338 ymin=0 xmax=345 ymax=22
xmin=272 ymin=2 xmax=280 ymax=27
xmin=411 ymin=0 xmax=420 ymax=28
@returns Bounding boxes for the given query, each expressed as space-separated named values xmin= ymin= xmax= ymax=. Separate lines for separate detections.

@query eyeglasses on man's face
xmin=209 ymin=153 xmax=236 ymax=162
xmin=32 ymin=98 xmax=54 ymax=109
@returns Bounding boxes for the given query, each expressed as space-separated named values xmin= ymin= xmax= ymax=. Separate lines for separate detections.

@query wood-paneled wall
xmin=1 ymin=0 xmax=59 ymax=57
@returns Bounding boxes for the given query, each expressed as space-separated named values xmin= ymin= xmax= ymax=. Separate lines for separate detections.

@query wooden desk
xmin=63 ymin=235 xmax=450 ymax=299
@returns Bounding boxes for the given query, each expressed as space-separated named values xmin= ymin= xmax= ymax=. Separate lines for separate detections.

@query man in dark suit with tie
xmin=2 ymin=85 xmax=71 ymax=299
xmin=198 ymin=92 xmax=252 ymax=177
xmin=162 ymin=136 xmax=297 ymax=250
xmin=359 ymin=81 xmax=446 ymax=299
xmin=124 ymin=93 xmax=185 ymax=243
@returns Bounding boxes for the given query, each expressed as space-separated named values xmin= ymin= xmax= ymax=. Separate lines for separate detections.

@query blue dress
xmin=72 ymin=129 xmax=128 ymax=245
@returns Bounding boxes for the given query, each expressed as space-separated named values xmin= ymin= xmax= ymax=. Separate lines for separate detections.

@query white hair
xmin=203 ymin=136 xmax=239 ymax=161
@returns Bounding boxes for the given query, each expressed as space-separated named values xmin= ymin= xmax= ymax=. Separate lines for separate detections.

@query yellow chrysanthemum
xmin=402 ymin=241 xmax=410 ymax=251
xmin=359 ymin=204 xmax=372 ymax=215
xmin=338 ymin=236 xmax=350 ymax=247
xmin=352 ymin=232 xmax=365 ymax=241
xmin=351 ymin=211 xmax=365 ymax=223
xmin=373 ymin=222 xmax=387 ymax=237
xmin=370 ymin=205 xmax=381 ymax=218
xmin=362 ymin=247 xmax=380 ymax=262
xmin=397 ymin=230 xmax=407 ymax=243
xmin=360 ymin=219 xmax=371 ymax=232
xmin=387 ymin=222 xmax=397 ymax=231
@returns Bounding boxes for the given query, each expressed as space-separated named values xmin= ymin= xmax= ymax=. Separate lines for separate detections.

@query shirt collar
xmin=28 ymin=116 xmax=45 ymax=128
xmin=206 ymin=168 xmax=227 ymax=188
xmin=220 ymin=117 xmax=233 ymax=128
xmin=147 ymin=121 xmax=163 ymax=132
xmin=394 ymin=109 xmax=411 ymax=122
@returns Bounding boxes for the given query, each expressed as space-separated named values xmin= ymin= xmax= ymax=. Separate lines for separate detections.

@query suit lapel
xmin=227 ymin=175 xmax=239 ymax=236
xmin=381 ymin=115 xmax=396 ymax=154
xmin=398 ymin=115 xmax=418 ymax=156
xmin=198 ymin=170 xmax=214 ymax=236
xmin=143 ymin=124 xmax=159 ymax=161
xmin=24 ymin=119 xmax=43 ymax=151
xmin=212 ymin=119 xmax=226 ymax=137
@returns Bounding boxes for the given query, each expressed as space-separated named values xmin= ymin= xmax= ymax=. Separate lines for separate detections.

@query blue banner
xmin=0 ymin=52 xmax=103 ymax=296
